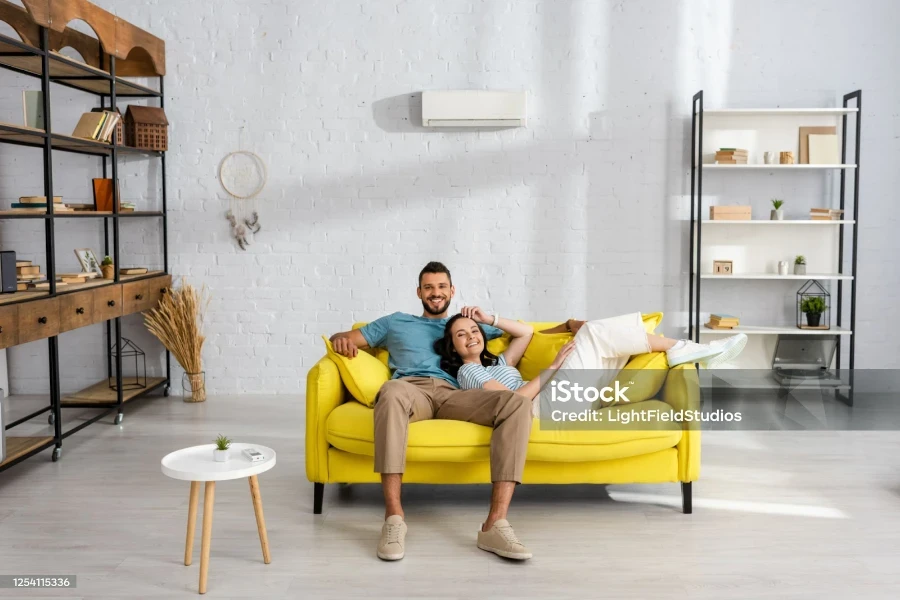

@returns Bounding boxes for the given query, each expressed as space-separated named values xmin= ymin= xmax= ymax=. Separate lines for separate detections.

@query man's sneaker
xmin=377 ymin=515 xmax=407 ymax=561
xmin=666 ymin=334 xmax=747 ymax=368
xmin=477 ymin=519 xmax=532 ymax=560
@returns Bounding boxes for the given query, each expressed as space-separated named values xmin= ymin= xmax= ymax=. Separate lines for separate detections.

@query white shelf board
xmin=700 ymin=325 xmax=852 ymax=336
xmin=701 ymin=273 xmax=852 ymax=281
xmin=704 ymin=164 xmax=856 ymax=170
xmin=701 ymin=220 xmax=854 ymax=226
xmin=704 ymin=108 xmax=858 ymax=116
xmin=698 ymin=370 xmax=851 ymax=391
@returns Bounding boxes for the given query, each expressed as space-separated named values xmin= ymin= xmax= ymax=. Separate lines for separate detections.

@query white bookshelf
xmin=690 ymin=90 xmax=861 ymax=386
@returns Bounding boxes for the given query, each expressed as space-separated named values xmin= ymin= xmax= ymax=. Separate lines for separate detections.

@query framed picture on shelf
xmin=74 ymin=248 xmax=102 ymax=275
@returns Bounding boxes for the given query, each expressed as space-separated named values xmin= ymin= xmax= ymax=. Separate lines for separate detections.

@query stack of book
xmin=810 ymin=208 xmax=844 ymax=221
xmin=120 ymin=202 xmax=136 ymax=213
xmin=71 ymin=110 xmax=121 ymax=143
xmin=715 ymin=148 xmax=749 ymax=164
xmin=10 ymin=196 xmax=74 ymax=213
xmin=16 ymin=259 xmax=46 ymax=291
xmin=705 ymin=313 xmax=740 ymax=330
xmin=120 ymin=267 xmax=148 ymax=275
xmin=58 ymin=272 xmax=99 ymax=285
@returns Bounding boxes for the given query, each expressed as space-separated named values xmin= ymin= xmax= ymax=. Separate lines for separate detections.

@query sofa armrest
xmin=306 ymin=355 xmax=346 ymax=483
xmin=660 ymin=364 xmax=701 ymax=482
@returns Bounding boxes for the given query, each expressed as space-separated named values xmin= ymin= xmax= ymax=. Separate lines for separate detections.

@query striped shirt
xmin=457 ymin=354 xmax=526 ymax=392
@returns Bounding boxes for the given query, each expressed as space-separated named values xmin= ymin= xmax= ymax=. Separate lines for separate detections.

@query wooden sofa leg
xmin=681 ymin=482 xmax=693 ymax=514
xmin=314 ymin=483 xmax=324 ymax=514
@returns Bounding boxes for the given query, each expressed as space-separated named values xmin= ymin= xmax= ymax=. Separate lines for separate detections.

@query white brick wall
xmin=1 ymin=0 xmax=898 ymax=395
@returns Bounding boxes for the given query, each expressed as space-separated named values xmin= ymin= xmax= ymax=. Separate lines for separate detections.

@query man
xmin=329 ymin=261 xmax=533 ymax=561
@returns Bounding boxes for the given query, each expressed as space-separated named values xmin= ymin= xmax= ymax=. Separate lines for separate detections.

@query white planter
xmin=213 ymin=449 xmax=230 ymax=462
xmin=770 ymin=209 xmax=784 ymax=220
xmin=794 ymin=264 xmax=806 ymax=275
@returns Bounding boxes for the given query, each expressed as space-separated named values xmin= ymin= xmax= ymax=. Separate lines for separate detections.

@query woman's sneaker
xmin=666 ymin=334 xmax=747 ymax=368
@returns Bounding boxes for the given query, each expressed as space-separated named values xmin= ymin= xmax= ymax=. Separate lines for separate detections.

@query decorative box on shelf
xmin=713 ymin=260 xmax=733 ymax=275
xmin=709 ymin=205 xmax=752 ymax=221
xmin=125 ymin=106 xmax=168 ymax=151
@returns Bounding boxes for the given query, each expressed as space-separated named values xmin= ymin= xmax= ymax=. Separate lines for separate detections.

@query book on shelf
xmin=17 ymin=265 xmax=40 ymax=275
xmin=709 ymin=313 xmax=740 ymax=327
xmin=16 ymin=282 xmax=27 ymax=291
xmin=71 ymin=110 xmax=121 ymax=143
xmin=59 ymin=275 xmax=88 ymax=284
xmin=28 ymin=281 xmax=66 ymax=290
xmin=11 ymin=203 xmax=73 ymax=211
xmin=120 ymin=267 xmax=148 ymax=275
xmin=715 ymin=159 xmax=748 ymax=164
xmin=15 ymin=260 xmax=31 ymax=267
xmin=705 ymin=322 xmax=735 ymax=330
xmin=19 ymin=196 xmax=62 ymax=204
xmin=58 ymin=271 xmax=99 ymax=280
xmin=92 ymin=178 xmax=121 ymax=212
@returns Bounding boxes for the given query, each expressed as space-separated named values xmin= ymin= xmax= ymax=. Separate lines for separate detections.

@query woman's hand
xmin=549 ymin=340 xmax=576 ymax=369
xmin=567 ymin=319 xmax=585 ymax=335
xmin=460 ymin=306 xmax=492 ymax=324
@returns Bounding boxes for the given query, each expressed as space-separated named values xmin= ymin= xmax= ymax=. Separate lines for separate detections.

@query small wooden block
xmin=713 ymin=260 xmax=733 ymax=275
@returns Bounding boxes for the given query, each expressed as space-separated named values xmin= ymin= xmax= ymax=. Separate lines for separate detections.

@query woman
xmin=435 ymin=306 xmax=746 ymax=402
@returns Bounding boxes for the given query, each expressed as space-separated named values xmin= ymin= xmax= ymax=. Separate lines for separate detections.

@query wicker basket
xmin=125 ymin=105 xmax=168 ymax=151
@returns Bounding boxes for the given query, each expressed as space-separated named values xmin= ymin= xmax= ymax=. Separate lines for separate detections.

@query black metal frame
xmin=0 ymin=28 xmax=169 ymax=472
xmin=688 ymin=89 xmax=861 ymax=405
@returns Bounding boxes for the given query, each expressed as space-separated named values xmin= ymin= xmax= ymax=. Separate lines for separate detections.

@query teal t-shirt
xmin=359 ymin=312 xmax=503 ymax=387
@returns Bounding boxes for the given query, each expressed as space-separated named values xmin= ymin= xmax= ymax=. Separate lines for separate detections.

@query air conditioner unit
xmin=422 ymin=90 xmax=527 ymax=127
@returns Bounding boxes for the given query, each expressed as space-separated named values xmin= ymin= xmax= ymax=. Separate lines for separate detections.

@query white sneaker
xmin=666 ymin=334 xmax=747 ymax=368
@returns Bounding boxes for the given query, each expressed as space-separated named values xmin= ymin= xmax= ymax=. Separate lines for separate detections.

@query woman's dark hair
xmin=434 ymin=314 xmax=499 ymax=379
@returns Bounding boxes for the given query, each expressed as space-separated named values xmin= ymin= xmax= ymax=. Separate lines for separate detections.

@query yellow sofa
xmin=305 ymin=321 xmax=701 ymax=514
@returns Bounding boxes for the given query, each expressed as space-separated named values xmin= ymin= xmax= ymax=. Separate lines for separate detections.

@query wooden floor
xmin=1 ymin=394 xmax=899 ymax=598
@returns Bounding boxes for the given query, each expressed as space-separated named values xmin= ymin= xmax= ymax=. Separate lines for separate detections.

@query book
xmin=718 ymin=148 xmax=748 ymax=153
xmin=17 ymin=265 xmax=40 ymax=275
xmin=16 ymin=260 xmax=31 ymax=267
xmin=22 ymin=90 xmax=44 ymax=129
xmin=60 ymin=275 xmax=88 ymax=284
xmin=72 ymin=112 xmax=108 ymax=140
xmin=58 ymin=271 xmax=98 ymax=279
xmin=28 ymin=281 xmax=66 ymax=290
xmin=92 ymin=178 xmax=121 ymax=212
xmin=120 ymin=267 xmax=148 ymax=275
xmin=709 ymin=316 xmax=739 ymax=324
xmin=19 ymin=196 xmax=62 ymax=204
xmin=17 ymin=282 xmax=27 ymax=291
xmin=705 ymin=322 xmax=734 ymax=330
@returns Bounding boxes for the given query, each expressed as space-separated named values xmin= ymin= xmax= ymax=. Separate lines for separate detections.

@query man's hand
xmin=460 ymin=306 xmax=492 ymax=325
xmin=331 ymin=334 xmax=359 ymax=358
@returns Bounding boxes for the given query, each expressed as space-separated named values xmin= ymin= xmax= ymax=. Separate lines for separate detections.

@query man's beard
xmin=421 ymin=296 xmax=450 ymax=316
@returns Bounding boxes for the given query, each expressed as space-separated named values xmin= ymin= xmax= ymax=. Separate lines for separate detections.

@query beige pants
xmin=373 ymin=377 xmax=532 ymax=483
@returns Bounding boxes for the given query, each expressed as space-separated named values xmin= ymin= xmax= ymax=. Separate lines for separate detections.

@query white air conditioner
xmin=422 ymin=90 xmax=527 ymax=127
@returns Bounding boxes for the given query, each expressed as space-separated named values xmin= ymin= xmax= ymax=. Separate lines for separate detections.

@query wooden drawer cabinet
xmin=17 ymin=297 xmax=60 ymax=344
xmin=0 ymin=305 xmax=19 ymax=349
xmin=59 ymin=291 xmax=94 ymax=333
xmin=122 ymin=280 xmax=149 ymax=315
xmin=144 ymin=275 xmax=172 ymax=312
xmin=92 ymin=285 xmax=123 ymax=323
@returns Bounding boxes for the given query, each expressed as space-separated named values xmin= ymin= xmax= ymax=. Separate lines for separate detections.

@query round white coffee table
xmin=161 ymin=443 xmax=276 ymax=595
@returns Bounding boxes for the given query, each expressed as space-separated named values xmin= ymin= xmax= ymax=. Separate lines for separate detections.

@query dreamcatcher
xmin=219 ymin=127 xmax=267 ymax=250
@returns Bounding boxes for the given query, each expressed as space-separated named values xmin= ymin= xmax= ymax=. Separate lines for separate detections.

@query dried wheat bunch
xmin=144 ymin=279 xmax=210 ymax=392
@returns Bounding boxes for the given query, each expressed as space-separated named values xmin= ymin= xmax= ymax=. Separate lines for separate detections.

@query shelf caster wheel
xmin=163 ymin=385 xmax=171 ymax=397
xmin=48 ymin=412 xmax=55 ymax=425
xmin=114 ymin=413 xmax=124 ymax=425
xmin=51 ymin=448 xmax=61 ymax=462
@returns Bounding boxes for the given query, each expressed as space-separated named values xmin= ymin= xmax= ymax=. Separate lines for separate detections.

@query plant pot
xmin=794 ymin=264 xmax=806 ymax=275
xmin=770 ymin=209 xmax=784 ymax=221
xmin=101 ymin=264 xmax=115 ymax=280
xmin=213 ymin=448 xmax=230 ymax=462
xmin=805 ymin=312 xmax=822 ymax=327
xmin=183 ymin=371 xmax=206 ymax=403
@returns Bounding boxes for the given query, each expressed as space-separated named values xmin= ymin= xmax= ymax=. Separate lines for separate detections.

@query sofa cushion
xmin=325 ymin=400 xmax=682 ymax=463
xmin=610 ymin=351 xmax=669 ymax=404
xmin=516 ymin=313 xmax=664 ymax=381
xmin=322 ymin=336 xmax=390 ymax=407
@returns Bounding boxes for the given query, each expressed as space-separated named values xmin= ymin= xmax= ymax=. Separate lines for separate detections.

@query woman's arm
xmin=460 ymin=306 xmax=533 ymax=366
xmin=480 ymin=340 xmax=576 ymax=401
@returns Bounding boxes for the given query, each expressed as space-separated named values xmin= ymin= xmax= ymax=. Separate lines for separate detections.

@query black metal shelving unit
xmin=0 ymin=27 xmax=170 ymax=472
xmin=688 ymin=89 xmax=861 ymax=405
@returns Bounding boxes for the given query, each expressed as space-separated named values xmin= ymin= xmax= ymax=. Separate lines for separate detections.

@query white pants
xmin=535 ymin=312 xmax=650 ymax=418
xmin=561 ymin=312 xmax=651 ymax=371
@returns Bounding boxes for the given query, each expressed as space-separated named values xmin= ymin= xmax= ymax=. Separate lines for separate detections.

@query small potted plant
xmin=794 ymin=255 xmax=806 ymax=275
xmin=800 ymin=296 xmax=827 ymax=328
xmin=100 ymin=255 xmax=115 ymax=280
xmin=213 ymin=434 xmax=231 ymax=462
xmin=770 ymin=198 xmax=785 ymax=220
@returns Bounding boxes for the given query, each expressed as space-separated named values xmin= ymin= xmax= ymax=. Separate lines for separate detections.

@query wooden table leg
xmin=248 ymin=475 xmax=271 ymax=564
xmin=184 ymin=481 xmax=200 ymax=566
xmin=199 ymin=481 xmax=215 ymax=594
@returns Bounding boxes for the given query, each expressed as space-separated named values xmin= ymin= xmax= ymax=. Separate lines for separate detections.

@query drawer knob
xmin=108 ymin=300 xmax=116 ymax=307
xmin=135 ymin=294 xmax=144 ymax=300
xmin=38 ymin=316 xmax=47 ymax=324
xmin=0 ymin=326 xmax=3 ymax=333
xmin=76 ymin=307 xmax=85 ymax=315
